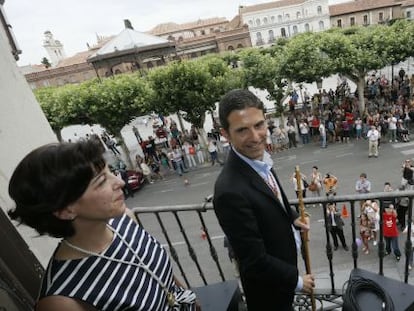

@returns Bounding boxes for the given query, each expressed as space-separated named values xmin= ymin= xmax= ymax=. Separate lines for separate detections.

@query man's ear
xmin=53 ymin=206 xmax=76 ymax=220
xmin=220 ymin=128 xmax=230 ymax=140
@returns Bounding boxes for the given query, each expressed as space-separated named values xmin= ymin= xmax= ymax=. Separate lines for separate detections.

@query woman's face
xmin=71 ymin=165 xmax=126 ymax=221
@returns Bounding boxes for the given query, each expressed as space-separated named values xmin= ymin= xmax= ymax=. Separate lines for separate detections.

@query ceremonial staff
xmin=295 ymin=165 xmax=316 ymax=311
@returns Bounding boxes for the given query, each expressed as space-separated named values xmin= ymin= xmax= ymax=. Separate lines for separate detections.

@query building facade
xmin=239 ymin=0 xmax=330 ymax=47
xmin=329 ymin=0 xmax=403 ymax=28
xmin=23 ymin=17 xmax=251 ymax=90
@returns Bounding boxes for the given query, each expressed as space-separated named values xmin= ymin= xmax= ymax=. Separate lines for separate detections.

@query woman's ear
xmin=53 ymin=206 xmax=76 ymax=220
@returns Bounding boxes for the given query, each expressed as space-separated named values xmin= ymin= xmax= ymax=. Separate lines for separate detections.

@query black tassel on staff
xmin=295 ymin=165 xmax=316 ymax=311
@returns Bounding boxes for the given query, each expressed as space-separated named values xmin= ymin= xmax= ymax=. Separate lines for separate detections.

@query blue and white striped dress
xmin=38 ymin=213 xmax=195 ymax=311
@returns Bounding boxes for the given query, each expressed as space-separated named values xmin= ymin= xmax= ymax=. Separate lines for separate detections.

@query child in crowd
xmin=323 ymin=173 xmax=338 ymax=196
xmin=360 ymin=213 xmax=371 ymax=255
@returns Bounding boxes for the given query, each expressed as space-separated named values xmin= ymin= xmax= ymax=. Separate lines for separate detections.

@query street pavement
xmin=125 ymin=135 xmax=414 ymax=294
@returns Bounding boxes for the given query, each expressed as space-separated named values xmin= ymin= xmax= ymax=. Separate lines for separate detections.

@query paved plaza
xmin=125 ymin=135 xmax=414 ymax=293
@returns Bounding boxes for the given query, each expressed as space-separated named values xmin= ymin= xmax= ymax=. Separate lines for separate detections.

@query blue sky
xmin=5 ymin=0 xmax=348 ymax=66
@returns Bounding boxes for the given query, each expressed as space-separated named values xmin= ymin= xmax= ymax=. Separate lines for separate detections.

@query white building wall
xmin=0 ymin=12 xmax=59 ymax=266
xmin=242 ymin=0 xmax=330 ymax=47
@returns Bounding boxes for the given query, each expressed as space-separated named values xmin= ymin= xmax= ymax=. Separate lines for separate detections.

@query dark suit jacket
xmin=213 ymin=149 xmax=299 ymax=311
xmin=326 ymin=211 xmax=344 ymax=230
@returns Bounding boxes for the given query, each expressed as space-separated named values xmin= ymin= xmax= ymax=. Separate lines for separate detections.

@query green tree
xmin=148 ymin=56 xmax=242 ymax=133
xmin=238 ymin=48 xmax=289 ymax=125
xmin=278 ymin=32 xmax=332 ymax=84
xmin=320 ymin=21 xmax=414 ymax=112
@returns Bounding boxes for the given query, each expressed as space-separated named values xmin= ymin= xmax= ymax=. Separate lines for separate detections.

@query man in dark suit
xmin=326 ymin=203 xmax=349 ymax=251
xmin=213 ymin=89 xmax=315 ymax=311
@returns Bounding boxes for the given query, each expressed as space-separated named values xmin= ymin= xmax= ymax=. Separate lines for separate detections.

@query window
xmin=227 ymin=45 xmax=234 ymax=51
xmin=317 ymin=6 xmax=322 ymax=14
xmin=407 ymin=11 xmax=412 ymax=19
xmin=200 ymin=30 xmax=205 ymax=35
xmin=319 ymin=21 xmax=324 ymax=30
xmin=297 ymin=11 xmax=301 ymax=19
xmin=363 ymin=15 xmax=368 ymax=25
xmin=237 ymin=44 xmax=244 ymax=49
xmin=350 ymin=17 xmax=355 ymax=26
xmin=256 ymin=32 xmax=263 ymax=45
xmin=248 ymin=20 xmax=253 ymax=26
xmin=271 ymin=16 xmax=275 ymax=23
xmin=263 ymin=17 xmax=268 ymax=24
xmin=337 ymin=19 xmax=342 ymax=28
xmin=278 ymin=15 xmax=283 ymax=23
xmin=293 ymin=25 xmax=298 ymax=34
xmin=268 ymin=30 xmax=275 ymax=43
xmin=281 ymin=28 xmax=286 ymax=37
xmin=304 ymin=23 xmax=310 ymax=32
xmin=379 ymin=12 xmax=384 ymax=22
xmin=285 ymin=14 xmax=290 ymax=20
xmin=256 ymin=18 xmax=261 ymax=26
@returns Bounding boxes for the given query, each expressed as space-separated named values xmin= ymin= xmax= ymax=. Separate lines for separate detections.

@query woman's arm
xmin=37 ymin=296 xmax=97 ymax=311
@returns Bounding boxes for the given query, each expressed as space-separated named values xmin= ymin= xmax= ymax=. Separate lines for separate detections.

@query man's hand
xmin=302 ymin=274 xmax=315 ymax=293
xmin=294 ymin=218 xmax=310 ymax=231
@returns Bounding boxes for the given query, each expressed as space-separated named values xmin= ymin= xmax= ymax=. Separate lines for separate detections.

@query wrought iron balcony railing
xmin=131 ymin=190 xmax=414 ymax=310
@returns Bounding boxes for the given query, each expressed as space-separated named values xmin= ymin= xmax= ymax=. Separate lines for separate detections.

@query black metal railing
xmin=131 ymin=190 xmax=414 ymax=310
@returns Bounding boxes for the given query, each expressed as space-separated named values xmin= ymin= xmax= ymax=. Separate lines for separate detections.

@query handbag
xmin=308 ymin=182 xmax=318 ymax=192
xmin=303 ymin=179 xmax=309 ymax=188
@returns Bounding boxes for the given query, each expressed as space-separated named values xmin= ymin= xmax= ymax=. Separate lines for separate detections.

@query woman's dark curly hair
xmin=8 ymin=140 xmax=106 ymax=238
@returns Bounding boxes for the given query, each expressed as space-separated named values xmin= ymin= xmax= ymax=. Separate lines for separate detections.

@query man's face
xmin=222 ymin=107 xmax=267 ymax=160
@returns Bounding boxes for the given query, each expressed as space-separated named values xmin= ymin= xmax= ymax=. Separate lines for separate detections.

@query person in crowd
xmin=401 ymin=159 xmax=414 ymax=189
xmin=356 ymin=172 xmax=371 ymax=210
xmin=383 ymin=204 xmax=402 ymax=261
xmin=362 ymin=200 xmax=379 ymax=246
xmin=102 ymin=134 xmax=121 ymax=155
xmin=309 ymin=166 xmax=323 ymax=198
xmin=355 ymin=117 xmax=363 ymax=140
xmin=194 ymin=142 xmax=205 ymax=165
xmin=219 ymin=134 xmax=231 ymax=160
xmin=213 ymin=89 xmax=314 ymax=311
xmin=396 ymin=185 xmax=410 ymax=230
xmin=326 ymin=203 xmax=349 ymax=251
xmin=323 ymin=173 xmax=338 ymax=196
xmin=403 ymin=219 xmax=414 ymax=270
xmin=360 ymin=213 xmax=372 ymax=255
xmin=207 ymin=138 xmax=223 ymax=166
xmin=182 ymin=141 xmax=197 ymax=169
xmin=286 ymin=121 xmax=297 ymax=148
xmin=397 ymin=119 xmax=410 ymax=142
xmin=319 ymin=121 xmax=327 ymax=148
xmin=7 ymin=140 xmax=199 ymax=311
xmin=299 ymin=120 xmax=310 ymax=144
xmin=172 ymin=145 xmax=187 ymax=176
xmin=367 ymin=125 xmax=380 ymax=158
xmin=292 ymin=171 xmax=308 ymax=199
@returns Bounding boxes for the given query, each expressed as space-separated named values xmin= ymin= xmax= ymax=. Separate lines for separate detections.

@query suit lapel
xmin=228 ymin=150 xmax=289 ymax=215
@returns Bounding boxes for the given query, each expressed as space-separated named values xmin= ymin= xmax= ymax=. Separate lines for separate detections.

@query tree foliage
xmin=147 ymin=56 xmax=242 ymax=129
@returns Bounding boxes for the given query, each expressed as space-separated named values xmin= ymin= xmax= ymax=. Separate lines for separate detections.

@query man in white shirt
xmin=387 ymin=114 xmax=397 ymax=143
xmin=319 ymin=122 xmax=327 ymax=148
xmin=367 ymin=125 xmax=379 ymax=158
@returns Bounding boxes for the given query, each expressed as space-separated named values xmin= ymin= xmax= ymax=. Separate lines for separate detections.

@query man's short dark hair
xmin=219 ymin=89 xmax=265 ymax=131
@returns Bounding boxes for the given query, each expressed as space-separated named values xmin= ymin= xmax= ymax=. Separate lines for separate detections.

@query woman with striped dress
xmin=8 ymin=140 xmax=199 ymax=311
